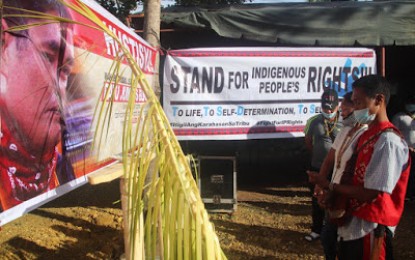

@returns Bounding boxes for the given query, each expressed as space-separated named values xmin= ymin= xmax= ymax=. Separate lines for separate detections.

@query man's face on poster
xmin=1 ymin=18 xmax=74 ymax=154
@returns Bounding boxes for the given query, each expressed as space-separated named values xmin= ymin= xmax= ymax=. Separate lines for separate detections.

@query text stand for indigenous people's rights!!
xmin=163 ymin=47 xmax=376 ymax=141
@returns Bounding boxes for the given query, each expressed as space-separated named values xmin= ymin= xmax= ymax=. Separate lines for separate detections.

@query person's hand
xmin=307 ymin=170 xmax=319 ymax=184
xmin=307 ymin=170 xmax=329 ymax=189
xmin=314 ymin=185 xmax=329 ymax=209
xmin=314 ymin=185 xmax=323 ymax=197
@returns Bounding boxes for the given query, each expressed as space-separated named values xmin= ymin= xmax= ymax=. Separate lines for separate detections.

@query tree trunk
xmin=142 ymin=1 xmax=162 ymax=259
xmin=143 ymin=0 xmax=161 ymax=98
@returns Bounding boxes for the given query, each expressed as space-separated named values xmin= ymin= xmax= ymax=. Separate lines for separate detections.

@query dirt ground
xmin=0 ymin=177 xmax=414 ymax=259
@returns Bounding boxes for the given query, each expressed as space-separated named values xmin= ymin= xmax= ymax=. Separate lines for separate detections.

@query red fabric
xmin=363 ymin=233 xmax=371 ymax=260
xmin=350 ymin=121 xmax=410 ymax=226
xmin=362 ymin=232 xmax=386 ymax=260
xmin=0 ymin=120 xmax=58 ymax=211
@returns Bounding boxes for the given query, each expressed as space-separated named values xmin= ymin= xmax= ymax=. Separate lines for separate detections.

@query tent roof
xmin=161 ymin=1 xmax=415 ymax=46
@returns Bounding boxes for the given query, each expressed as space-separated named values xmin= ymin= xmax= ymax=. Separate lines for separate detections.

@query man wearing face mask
xmin=392 ymin=95 xmax=415 ymax=201
xmin=308 ymin=92 xmax=368 ymax=259
xmin=304 ymin=89 xmax=342 ymax=242
xmin=309 ymin=75 xmax=410 ymax=260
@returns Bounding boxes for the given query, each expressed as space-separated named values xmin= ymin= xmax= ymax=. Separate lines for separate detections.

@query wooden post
xmin=143 ymin=1 xmax=162 ymax=259
xmin=380 ymin=47 xmax=386 ymax=77
xmin=143 ymin=0 xmax=161 ymax=97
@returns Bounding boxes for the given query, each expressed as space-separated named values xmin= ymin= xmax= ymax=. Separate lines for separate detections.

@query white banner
xmin=163 ymin=47 xmax=376 ymax=140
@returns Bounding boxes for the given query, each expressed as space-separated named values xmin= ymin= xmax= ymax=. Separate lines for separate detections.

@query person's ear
xmin=374 ymin=94 xmax=384 ymax=106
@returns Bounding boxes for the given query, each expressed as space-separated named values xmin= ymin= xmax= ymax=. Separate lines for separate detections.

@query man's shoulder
xmin=304 ymin=114 xmax=322 ymax=134
xmin=338 ymin=125 xmax=353 ymax=135
xmin=381 ymin=129 xmax=405 ymax=142
xmin=306 ymin=114 xmax=322 ymax=125
xmin=377 ymin=129 xmax=409 ymax=153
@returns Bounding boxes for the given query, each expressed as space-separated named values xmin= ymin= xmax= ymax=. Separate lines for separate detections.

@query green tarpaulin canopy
xmin=161 ymin=1 xmax=415 ymax=46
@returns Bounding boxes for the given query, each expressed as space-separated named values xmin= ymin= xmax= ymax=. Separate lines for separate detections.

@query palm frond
xmin=2 ymin=0 xmax=227 ymax=259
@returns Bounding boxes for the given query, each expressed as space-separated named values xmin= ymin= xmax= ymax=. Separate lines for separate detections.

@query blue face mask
xmin=353 ymin=108 xmax=376 ymax=124
xmin=405 ymin=104 xmax=415 ymax=112
xmin=322 ymin=111 xmax=336 ymax=119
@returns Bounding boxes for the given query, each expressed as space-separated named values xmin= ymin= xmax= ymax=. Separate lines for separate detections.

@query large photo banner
xmin=163 ymin=47 xmax=376 ymax=140
xmin=0 ymin=0 xmax=157 ymax=226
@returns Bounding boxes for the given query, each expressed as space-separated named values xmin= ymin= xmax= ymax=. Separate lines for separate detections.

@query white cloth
xmin=392 ymin=112 xmax=415 ymax=148
xmin=331 ymin=125 xmax=367 ymax=184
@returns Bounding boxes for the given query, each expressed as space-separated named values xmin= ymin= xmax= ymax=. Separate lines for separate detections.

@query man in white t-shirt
xmin=308 ymin=92 xmax=367 ymax=260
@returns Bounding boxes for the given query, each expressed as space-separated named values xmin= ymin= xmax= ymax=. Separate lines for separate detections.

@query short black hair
xmin=342 ymin=92 xmax=353 ymax=106
xmin=352 ymin=75 xmax=391 ymax=105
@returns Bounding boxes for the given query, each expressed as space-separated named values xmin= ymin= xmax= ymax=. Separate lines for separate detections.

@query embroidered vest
xmin=351 ymin=121 xmax=410 ymax=226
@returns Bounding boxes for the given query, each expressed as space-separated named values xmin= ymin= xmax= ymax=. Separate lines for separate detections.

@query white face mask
xmin=353 ymin=108 xmax=376 ymax=124
xmin=322 ymin=111 xmax=336 ymax=119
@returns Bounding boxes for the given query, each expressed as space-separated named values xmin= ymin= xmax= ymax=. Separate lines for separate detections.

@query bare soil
xmin=0 ymin=178 xmax=414 ymax=259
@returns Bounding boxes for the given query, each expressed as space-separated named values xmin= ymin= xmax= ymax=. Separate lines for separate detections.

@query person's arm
xmin=304 ymin=134 xmax=313 ymax=153
xmin=307 ymin=148 xmax=336 ymax=207
xmin=330 ymin=184 xmax=380 ymax=203
xmin=319 ymin=148 xmax=335 ymax=179
xmin=308 ymin=171 xmax=380 ymax=203
xmin=307 ymin=148 xmax=335 ymax=183
xmin=303 ymin=116 xmax=315 ymax=153
xmin=311 ymin=132 xmax=409 ymax=203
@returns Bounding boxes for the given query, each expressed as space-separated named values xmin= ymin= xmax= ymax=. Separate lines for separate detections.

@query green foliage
xmin=96 ymin=0 xmax=137 ymax=23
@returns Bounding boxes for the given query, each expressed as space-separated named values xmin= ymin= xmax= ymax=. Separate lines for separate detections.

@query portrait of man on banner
xmin=0 ymin=0 xmax=77 ymax=211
